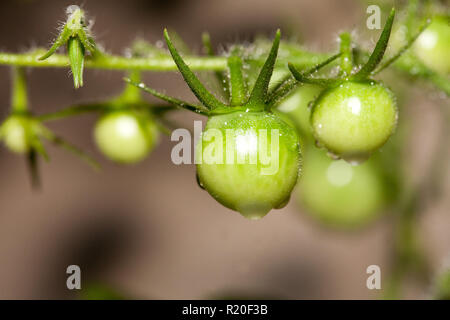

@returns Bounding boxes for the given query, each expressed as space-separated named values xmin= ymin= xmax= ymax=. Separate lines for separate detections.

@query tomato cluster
xmin=3 ymin=5 xmax=442 ymax=225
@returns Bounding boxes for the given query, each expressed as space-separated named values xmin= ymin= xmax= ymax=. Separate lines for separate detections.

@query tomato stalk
xmin=339 ymin=32 xmax=352 ymax=77
xmin=11 ymin=67 xmax=28 ymax=114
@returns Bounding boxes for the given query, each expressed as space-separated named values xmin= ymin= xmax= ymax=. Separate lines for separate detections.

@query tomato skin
xmin=413 ymin=16 xmax=450 ymax=74
xmin=311 ymin=81 xmax=397 ymax=162
xmin=297 ymin=146 xmax=387 ymax=229
xmin=196 ymin=111 xmax=301 ymax=219
xmin=277 ymin=84 xmax=323 ymax=142
xmin=94 ymin=110 xmax=159 ymax=164
xmin=1 ymin=115 xmax=33 ymax=154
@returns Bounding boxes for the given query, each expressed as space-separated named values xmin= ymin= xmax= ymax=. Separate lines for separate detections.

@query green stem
xmin=116 ymin=70 xmax=142 ymax=103
xmin=339 ymin=32 xmax=353 ymax=76
xmin=0 ymin=51 xmax=227 ymax=71
xmin=202 ymin=32 xmax=230 ymax=99
xmin=227 ymin=55 xmax=247 ymax=106
xmin=11 ymin=67 xmax=28 ymax=113
xmin=0 ymin=50 xmax=327 ymax=72
xmin=405 ymin=0 xmax=419 ymax=40
xmin=36 ymin=103 xmax=109 ymax=122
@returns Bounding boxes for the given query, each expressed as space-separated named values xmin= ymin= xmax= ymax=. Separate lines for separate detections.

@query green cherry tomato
xmin=196 ymin=111 xmax=301 ymax=219
xmin=311 ymin=81 xmax=397 ymax=163
xmin=0 ymin=115 xmax=34 ymax=154
xmin=413 ymin=16 xmax=450 ymax=75
xmin=94 ymin=110 xmax=159 ymax=164
xmin=277 ymin=84 xmax=323 ymax=141
xmin=297 ymin=147 xmax=388 ymax=229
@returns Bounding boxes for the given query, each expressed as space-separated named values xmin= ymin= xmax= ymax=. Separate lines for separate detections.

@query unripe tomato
xmin=311 ymin=81 xmax=397 ymax=163
xmin=413 ymin=16 xmax=450 ymax=74
xmin=277 ymin=84 xmax=323 ymax=141
xmin=196 ymin=111 xmax=301 ymax=219
xmin=297 ymin=146 xmax=387 ymax=228
xmin=94 ymin=110 xmax=159 ymax=164
xmin=1 ymin=115 xmax=33 ymax=154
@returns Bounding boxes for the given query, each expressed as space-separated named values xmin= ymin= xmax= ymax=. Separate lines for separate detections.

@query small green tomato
xmin=196 ymin=111 xmax=301 ymax=219
xmin=277 ymin=84 xmax=323 ymax=141
xmin=297 ymin=147 xmax=387 ymax=229
xmin=0 ymin=115 xmax=34 ymax=154
xmin=94 ymin=110 xmax=159 ymax=164
xmin=413 ymin=16 xmax=450 ymax=74
xmin=311 ymin=81 xmax=397 ymax=162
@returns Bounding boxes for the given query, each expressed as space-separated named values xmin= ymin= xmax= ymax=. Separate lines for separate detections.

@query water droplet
xmin=326 ymin=151 xmax=341 ymax=160
xmin=307 ymin=101 xmax=314 ymax=109
xmin=342 ymin=153 xmax=370 ymax=166
xmin=237 ymin=202 xmax=271 ymax=220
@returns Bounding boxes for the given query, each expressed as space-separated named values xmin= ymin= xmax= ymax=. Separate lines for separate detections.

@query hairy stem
xmin=0 ymin=49 xmax=326 ymax=72
xmin=339 ymin=32 xmax=353 ymax=76
xmin=11 ymin=67 xmax=28 ymax=113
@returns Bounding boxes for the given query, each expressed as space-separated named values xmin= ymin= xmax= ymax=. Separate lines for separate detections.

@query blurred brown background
xmin=0 ymin=0 xmax=448 ymax=299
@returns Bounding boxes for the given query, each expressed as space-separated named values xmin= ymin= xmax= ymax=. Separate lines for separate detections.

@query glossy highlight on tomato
xmin=94 ymin=110 xmax=159 ymax=164
xmin=311 ymin=81 xmax=397 ymax=163
xmin=196 ymin=111 xmax=301 ymax=219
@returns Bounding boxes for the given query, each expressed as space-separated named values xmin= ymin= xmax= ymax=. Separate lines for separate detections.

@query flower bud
xmin=67 ymin=36 xmax=85 ymax=89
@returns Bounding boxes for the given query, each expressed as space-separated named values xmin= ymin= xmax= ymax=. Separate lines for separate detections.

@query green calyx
xmin=38 ymin=5 xmax=101 ymax=88
xmin=127 ymin=29 xmax=281 ymax=114
xmin=289 ymin=8 xmax=398 ymax=85
xmin=128 ymin=29 xmax=339 ymax=117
